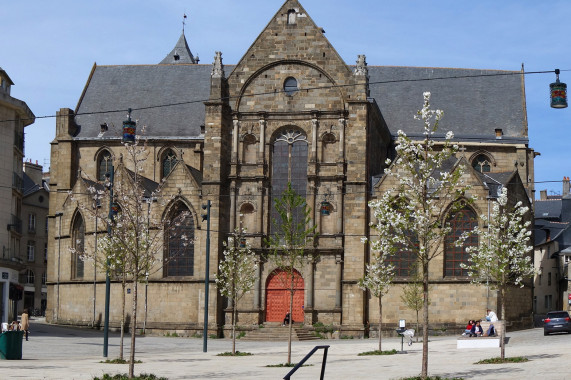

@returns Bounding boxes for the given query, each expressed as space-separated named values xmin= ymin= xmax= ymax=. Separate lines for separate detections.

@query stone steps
xmin=240 ymin=324 xmax=320 ymax=341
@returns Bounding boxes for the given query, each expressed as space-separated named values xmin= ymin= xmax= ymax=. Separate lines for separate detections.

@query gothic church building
xmin=47 ymin=0 xmax=535 ymax=334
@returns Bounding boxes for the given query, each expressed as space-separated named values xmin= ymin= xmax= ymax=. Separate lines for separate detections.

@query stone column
xmin=311 ymin=117 xmax=318 ymax=162
xmin=338 ymin=116 xmax=346 ymax=161
xmin=336 ymin=183 xmax=343 ymax=234
xmin=256 ymin=186 xmax=264 ymax=234
xmin=258 ymin=115 xmax=266 ymax=163
xmin=232 ymin=118 xmax=239 ymax=164
xmin=229 ymin=184 xmax=236 ymax=231
xmin=253 ymin=258 xmax=261 ymax=309
xmin=306 ymin=256 xmax=315 ymax=309
xmin=308 ymin=184 xmax=317 ymax=231
xmin=335 ymin=254 xmax=343 ymax=309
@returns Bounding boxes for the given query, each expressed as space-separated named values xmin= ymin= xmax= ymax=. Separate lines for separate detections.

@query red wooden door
xmin=266 ymin=269 xmax=304 ymax=322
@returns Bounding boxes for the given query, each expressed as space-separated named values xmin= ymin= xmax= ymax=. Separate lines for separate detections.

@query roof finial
xmin=183 ymin=13 xmax=187 ymax=33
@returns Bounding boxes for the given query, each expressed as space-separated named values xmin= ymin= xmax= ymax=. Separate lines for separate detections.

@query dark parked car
xmin=543 ymin=311 xmax=571 ymax=335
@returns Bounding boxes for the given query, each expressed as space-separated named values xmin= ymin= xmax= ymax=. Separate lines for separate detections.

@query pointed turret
xmin=160 ymin=32 xmax=198 ymax=64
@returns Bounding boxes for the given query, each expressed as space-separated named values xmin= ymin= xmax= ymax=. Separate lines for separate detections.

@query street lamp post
xmin=103 ymin=165 xmax=114 ymax=358
xmin=202 ymin=200 xmax=211 ymax=352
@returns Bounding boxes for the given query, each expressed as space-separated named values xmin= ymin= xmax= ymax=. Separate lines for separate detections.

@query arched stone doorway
xmin=265 ymin=269 xmax=304 ymax=322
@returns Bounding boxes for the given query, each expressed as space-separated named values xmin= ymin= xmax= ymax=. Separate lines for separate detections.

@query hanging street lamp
xmin=122 ymin=108 xmax=137 ymax=143
xmin=550 ymin=69 xmax=568 ymax=109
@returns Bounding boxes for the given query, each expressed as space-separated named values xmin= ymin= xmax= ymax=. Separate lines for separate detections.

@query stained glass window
xmin=388 ymin=231 xmax=418 ymax=277
xmin=166 ymin=202 xmax=194 ymax=277
xmin=445 ymin=207 xmax=478 ymax=277
xmin=472 ymin=154 xmax=491 ymax=173
xmin=72 ymin=213 xmax=85 ymax=279
xmin=271 ymin=129 xmax=308 ymax=233
xmin=162 ymin=149 xmax=178 ymax=178
xmin=98 ymin=150 xmax=113 ymax=181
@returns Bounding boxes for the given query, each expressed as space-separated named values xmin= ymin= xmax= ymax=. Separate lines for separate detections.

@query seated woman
xmin=463 ymin=320 xmax=474 ymax=336
xmin=470 ymin=321 xmax=483 ymax=337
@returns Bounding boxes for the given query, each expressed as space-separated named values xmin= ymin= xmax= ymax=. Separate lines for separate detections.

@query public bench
xmin=457 ymin=320 xmax=504 ymax=349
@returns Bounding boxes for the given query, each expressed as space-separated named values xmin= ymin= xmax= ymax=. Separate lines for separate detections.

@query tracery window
xmin=445 ymin=207 xmax=478 ymax=277
xmin=161 ymin=148 xmax=178 ymax=178
xmin=472 ymin=154 xmax=491 ymax=173
xmin=271 ymin=129 xmax=308 ymax=233
xmin=98 ymin=150 xmax=113 ymax=181
xmin=72 ymin=213 xmax=85 ymax=279
xmin=165 ymin=202 xmax=194 ymax=277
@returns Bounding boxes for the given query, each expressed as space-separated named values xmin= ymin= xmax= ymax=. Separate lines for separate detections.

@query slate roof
xmin=367 ymin=66 xmax=526 ymax=142
xmin=124 ymin=168 xmax=160 ymax=198
xmin=535 ymin=199 xmax=563 ymax=220
xmin=23 ymin=172 xmax=49 ymax=197
xmin=74 ymin=37 xmax=527 ymax=144
xmin=75 ymin=63 xmax=212 ymax=139
xmin=475 ymin=171 xmax=517 ymax=198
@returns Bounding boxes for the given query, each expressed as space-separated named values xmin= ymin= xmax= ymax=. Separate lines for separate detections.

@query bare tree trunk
xmin=378 ymin=295 xmax=383 ymax=352
xmin=232 ymin=297 xmax=237 ymax=355
xmin=120 ymin=277 xmax=126 ymax=360
xmin=287 ymin=285 xmax=294 ymax=364
xmin=416 ymin=309 xmax=419 ymax=343
xmin=421 ymin=260 xmax=429 ymax=380
xmin=128 ymin=280 xmax=138 ymax=378
xmin=500 ymin=287 xmax=506 ymax=360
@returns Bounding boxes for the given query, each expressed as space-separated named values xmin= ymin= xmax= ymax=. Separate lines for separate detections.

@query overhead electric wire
xmin=0 ymin=68 xmax=566 ymax=125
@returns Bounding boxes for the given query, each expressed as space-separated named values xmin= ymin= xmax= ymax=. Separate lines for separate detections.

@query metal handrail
xmin=283 ymin=345 xmax=330 ymax=380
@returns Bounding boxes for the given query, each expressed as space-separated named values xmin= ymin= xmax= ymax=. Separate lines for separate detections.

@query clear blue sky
xmin=2 ymin=0 xmax=570 ymax=197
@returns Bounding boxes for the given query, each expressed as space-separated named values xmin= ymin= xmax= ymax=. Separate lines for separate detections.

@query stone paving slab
xmin=3 ymin=318 xmax=571 ymax=379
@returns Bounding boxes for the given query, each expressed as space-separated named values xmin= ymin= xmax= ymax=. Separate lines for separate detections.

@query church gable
xmin=228 ymin=0 xmax=360 ymax=113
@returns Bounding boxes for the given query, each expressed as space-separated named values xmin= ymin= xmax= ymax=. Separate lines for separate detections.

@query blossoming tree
xmin=215 ymin=228 xmax=257 ymax=355
xmin=71 ymin=135 xmax=189 ymax=378
xmin=358 ymin=248 xmax=394 ymax=351
xmin=460 ymin=187 xmax=534 ymax=359
xmin=369 ymin=92 xmax=471 ymax=378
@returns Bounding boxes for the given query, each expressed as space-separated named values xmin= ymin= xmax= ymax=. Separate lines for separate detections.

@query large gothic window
xmin=72 ymin=213 xmax=85 ymax=279
xmin=388 ymin=231 xmax=418 ymax=277
xmin=161 ymin=148 xmax=178 ymax=178
xmin=98 ymin=150 xmax=113 ymax=181
xmin=472 ymin=154 xmax=491 ymax=173
xmin=165 ymin=202 xmax=194 ymax=277
xmin=271 ymin=129 xmax=308 ymax=233
xmin=445 ymin=207 xmax=478 ymax=277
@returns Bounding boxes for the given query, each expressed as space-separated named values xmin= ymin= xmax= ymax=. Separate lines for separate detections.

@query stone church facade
xmin=47 ymin=0 xmax=535 ymax=335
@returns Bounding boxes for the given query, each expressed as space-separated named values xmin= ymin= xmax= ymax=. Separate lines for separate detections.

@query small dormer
xmin=0 ymin=67 xmax=14 ymax=95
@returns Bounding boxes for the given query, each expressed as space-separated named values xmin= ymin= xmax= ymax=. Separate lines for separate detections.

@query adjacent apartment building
xmin=0 ymin=67 xmax=35 ymax=323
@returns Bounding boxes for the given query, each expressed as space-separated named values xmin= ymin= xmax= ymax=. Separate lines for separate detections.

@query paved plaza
xmin=3 ymin=318 xmax=571 ymax=379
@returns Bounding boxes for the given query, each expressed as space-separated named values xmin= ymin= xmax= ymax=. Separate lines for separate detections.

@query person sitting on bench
xmin=470 ymin=321 xmax=483 ymax=337
xmin=485 ymin=309 xmax=498 ymax=336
